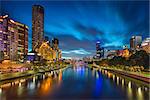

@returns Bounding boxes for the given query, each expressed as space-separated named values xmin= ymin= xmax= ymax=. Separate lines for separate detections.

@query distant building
xmin=130 ymin=36 xmax=142 ymax=50
xmin=116 ymin=50 xmax=124 ymax=56
xmin=0 ymin=15 xmax=28 ymax=61
xmin=141 ymin=38 xmax=150 ymax=53
xmin=122 ymin=49 xmax=130 ymax=58
xmin=44 ymin=36 xmax=49 ymax=42
xmin=96 ymin=41 xmax=104 ymax=59
xmin=32 ymin=5 xmax=44 ymax=51
xmin=116 ymin=48 xmax=130 ymax=58
xmin=52 ymin=38 xmax=59 ymax=50
xmin=106 ymin=50 xmax=117 ymax=59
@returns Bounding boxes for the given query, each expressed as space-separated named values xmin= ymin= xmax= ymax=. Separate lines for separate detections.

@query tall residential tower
xmin=0 ymin=15 xmax=28 ymax=61
xmin=32 ymin=5 xmax=44 ymax=51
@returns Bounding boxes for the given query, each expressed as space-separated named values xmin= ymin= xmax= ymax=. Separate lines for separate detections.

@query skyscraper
xmin=0 ymin=15 xmax=28 ymax=61
xmin=130 ymin=36 xmax=142 ymax=50
xmin=32 ymin=5 xmax=44 ymax=51
xmin=96 ymin=41 xmax=104 ymax=59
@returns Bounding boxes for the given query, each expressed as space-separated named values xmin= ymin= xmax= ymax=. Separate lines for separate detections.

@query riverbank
xmin=0 ymin=70 xmax=37 ymax=81
xmin=0 ymin=65 xmax=68 ymax=82
xmin=90 ymin=64 xmax=150 ymax=83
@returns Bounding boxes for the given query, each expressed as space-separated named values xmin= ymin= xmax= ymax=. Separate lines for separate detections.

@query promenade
xmin=90 ymin=64 xmax=150 ymax=84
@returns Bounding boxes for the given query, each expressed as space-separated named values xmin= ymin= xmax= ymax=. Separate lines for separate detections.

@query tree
xmin=129 ymin=50 xmax=149 ymax=69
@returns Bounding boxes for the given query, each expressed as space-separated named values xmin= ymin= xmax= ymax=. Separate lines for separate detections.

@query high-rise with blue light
xmin=96 ymin=41 xmax=104 ymax=59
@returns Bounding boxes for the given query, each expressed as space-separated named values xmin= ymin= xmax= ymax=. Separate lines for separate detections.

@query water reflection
xmin=0 ymin=66 xmax=149 ymax=99
xmin=122 ymin=79 xmax=124 ymax=88
xmin=39 ymin=77 xmax=52 ymax=95
xmin=137 ymin=87 xmax=143 ymax=100
xmin=0 ymin=87 xmax=3 ymax=100
xmin=17 ymin=82 xmax=23 ymax=96
xmin=117 ymin=76 xmax=119 ymax=85
xmin=127 ymin=81 xmax=133 ymax=100
xmin=99 ymin=69 xmax=148 ymax=100
xmin=0 ymin=88 xmax=2 ymax=94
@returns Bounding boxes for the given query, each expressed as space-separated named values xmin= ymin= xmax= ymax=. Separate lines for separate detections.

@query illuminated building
xmin=130 ymin=36 xmax=142 ymax=50
xmin=27 ymin=51 xmax=40 ymax=62
xmin=107 ymin=50 xmax=117 ymax=59
xmin=141 ymin=38 xmax=150 ymax=53
xmin=96 ymin=41 xmax=104 ymax=59
xmin=38 ymin=41 xmax=53 ymax=61
xmin=122 ymin=49 xmax=130 ymax=58
xmin=32 ymin=5 xmax=44 ymax=51
xmin=52 ymin=49 xmax=57 ymax=60
xmin=52 ymin=38 xmax=59 ymax=50
xmin=0 ymin=15 xmax=28 ymax=61
xmin=58 ymin=50 xmax=62 ymax=60
xmin=116 ymin=50 xmax=124 ymax=56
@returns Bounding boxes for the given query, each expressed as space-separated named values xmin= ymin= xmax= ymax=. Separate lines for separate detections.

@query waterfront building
xmin=141 ymin=38 xmax=150 ymax=53
xmin=27 ymin=51 xmax=40 ymax=63
xmin=38 ymin=41 xmax=53 ymax=61
xmin=0 ymin=15 xmax=28 ymax=61
xmin=106 ymin=50 xmax=117 ymax=59
xmin=58 ymin=49 xmax=62 ymax=60
xmin=130 ymin=36 xmax=142 ymax=50
xmin=37 ymin=40 xmax=62 ymax=61
xmin=32 ymin=5 xmax=44 ymax=51
xmin=122 ymin=49 xmax=130 ymax=58
xmin=116 ymin=48 xmax=130 ymax=58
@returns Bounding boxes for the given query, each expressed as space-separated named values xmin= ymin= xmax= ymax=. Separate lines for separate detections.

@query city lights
xmin=0 ymin=0 xmax=149 ymax=100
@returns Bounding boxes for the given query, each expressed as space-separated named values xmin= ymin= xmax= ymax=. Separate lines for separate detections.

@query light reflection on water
xmin=127 ymin=81 xmax=133 ymax=100
xmin=102 ymin=70 xmax=149 ymax=100
xmin=0 ymin=66 xmax=149 ymax=99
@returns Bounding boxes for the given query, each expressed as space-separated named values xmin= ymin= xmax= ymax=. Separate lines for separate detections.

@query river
xmin=0 ymin=66 xmax=149 ymax=100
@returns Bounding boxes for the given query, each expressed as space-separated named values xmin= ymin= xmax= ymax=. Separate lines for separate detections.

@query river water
xmin=0 ymin=66 xmax=149 ymax=100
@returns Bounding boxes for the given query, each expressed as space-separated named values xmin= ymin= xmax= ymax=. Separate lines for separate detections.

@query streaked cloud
xmin=62 ymin=48 xmax=91 ymax=55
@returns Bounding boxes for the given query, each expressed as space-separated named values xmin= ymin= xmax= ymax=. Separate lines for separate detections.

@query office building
xmin=96 ymin=41 xmax=104 ymax=59
xmin=32 ymin=5 xmax=44 ymax=51
xmin=130 ymin=36 xmax=142 ymax=50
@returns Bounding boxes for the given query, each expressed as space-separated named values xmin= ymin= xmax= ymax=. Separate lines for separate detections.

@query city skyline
xmin=1 ymin=1 xmax=149 ymax=58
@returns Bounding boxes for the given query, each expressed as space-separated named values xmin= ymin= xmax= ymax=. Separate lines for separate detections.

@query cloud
xmin=62 ymin=48 xmax=93 ymax=59
xmin=73 ymin=21 xmax=105 ymax=41
xmin=74 ymin=21 xmax=104 ymax=35
xmin=62 ymin=48 xmax=91 ymax=55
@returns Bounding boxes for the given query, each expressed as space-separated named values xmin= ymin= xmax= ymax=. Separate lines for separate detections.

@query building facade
xmin=52 ymin=38 xmax=59 ymax=50
xmin=37 ymin=40 xmax=62 ymax=61
xmin=141 ymin=38 xmax=150 ymax=53
xmin=96 ymin=41 xmax=104 ymax=59
xmin=130 ymin=36 xmax=142 ymax=50
xmin=32 ymin=5 xmax=44 ymax=51
xmin=0 ymin=15 xmax=28 ymax=61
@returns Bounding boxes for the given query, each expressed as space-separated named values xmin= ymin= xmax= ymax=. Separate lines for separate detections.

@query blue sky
xmin=1 ymin=0 xmax=149 ymax=58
